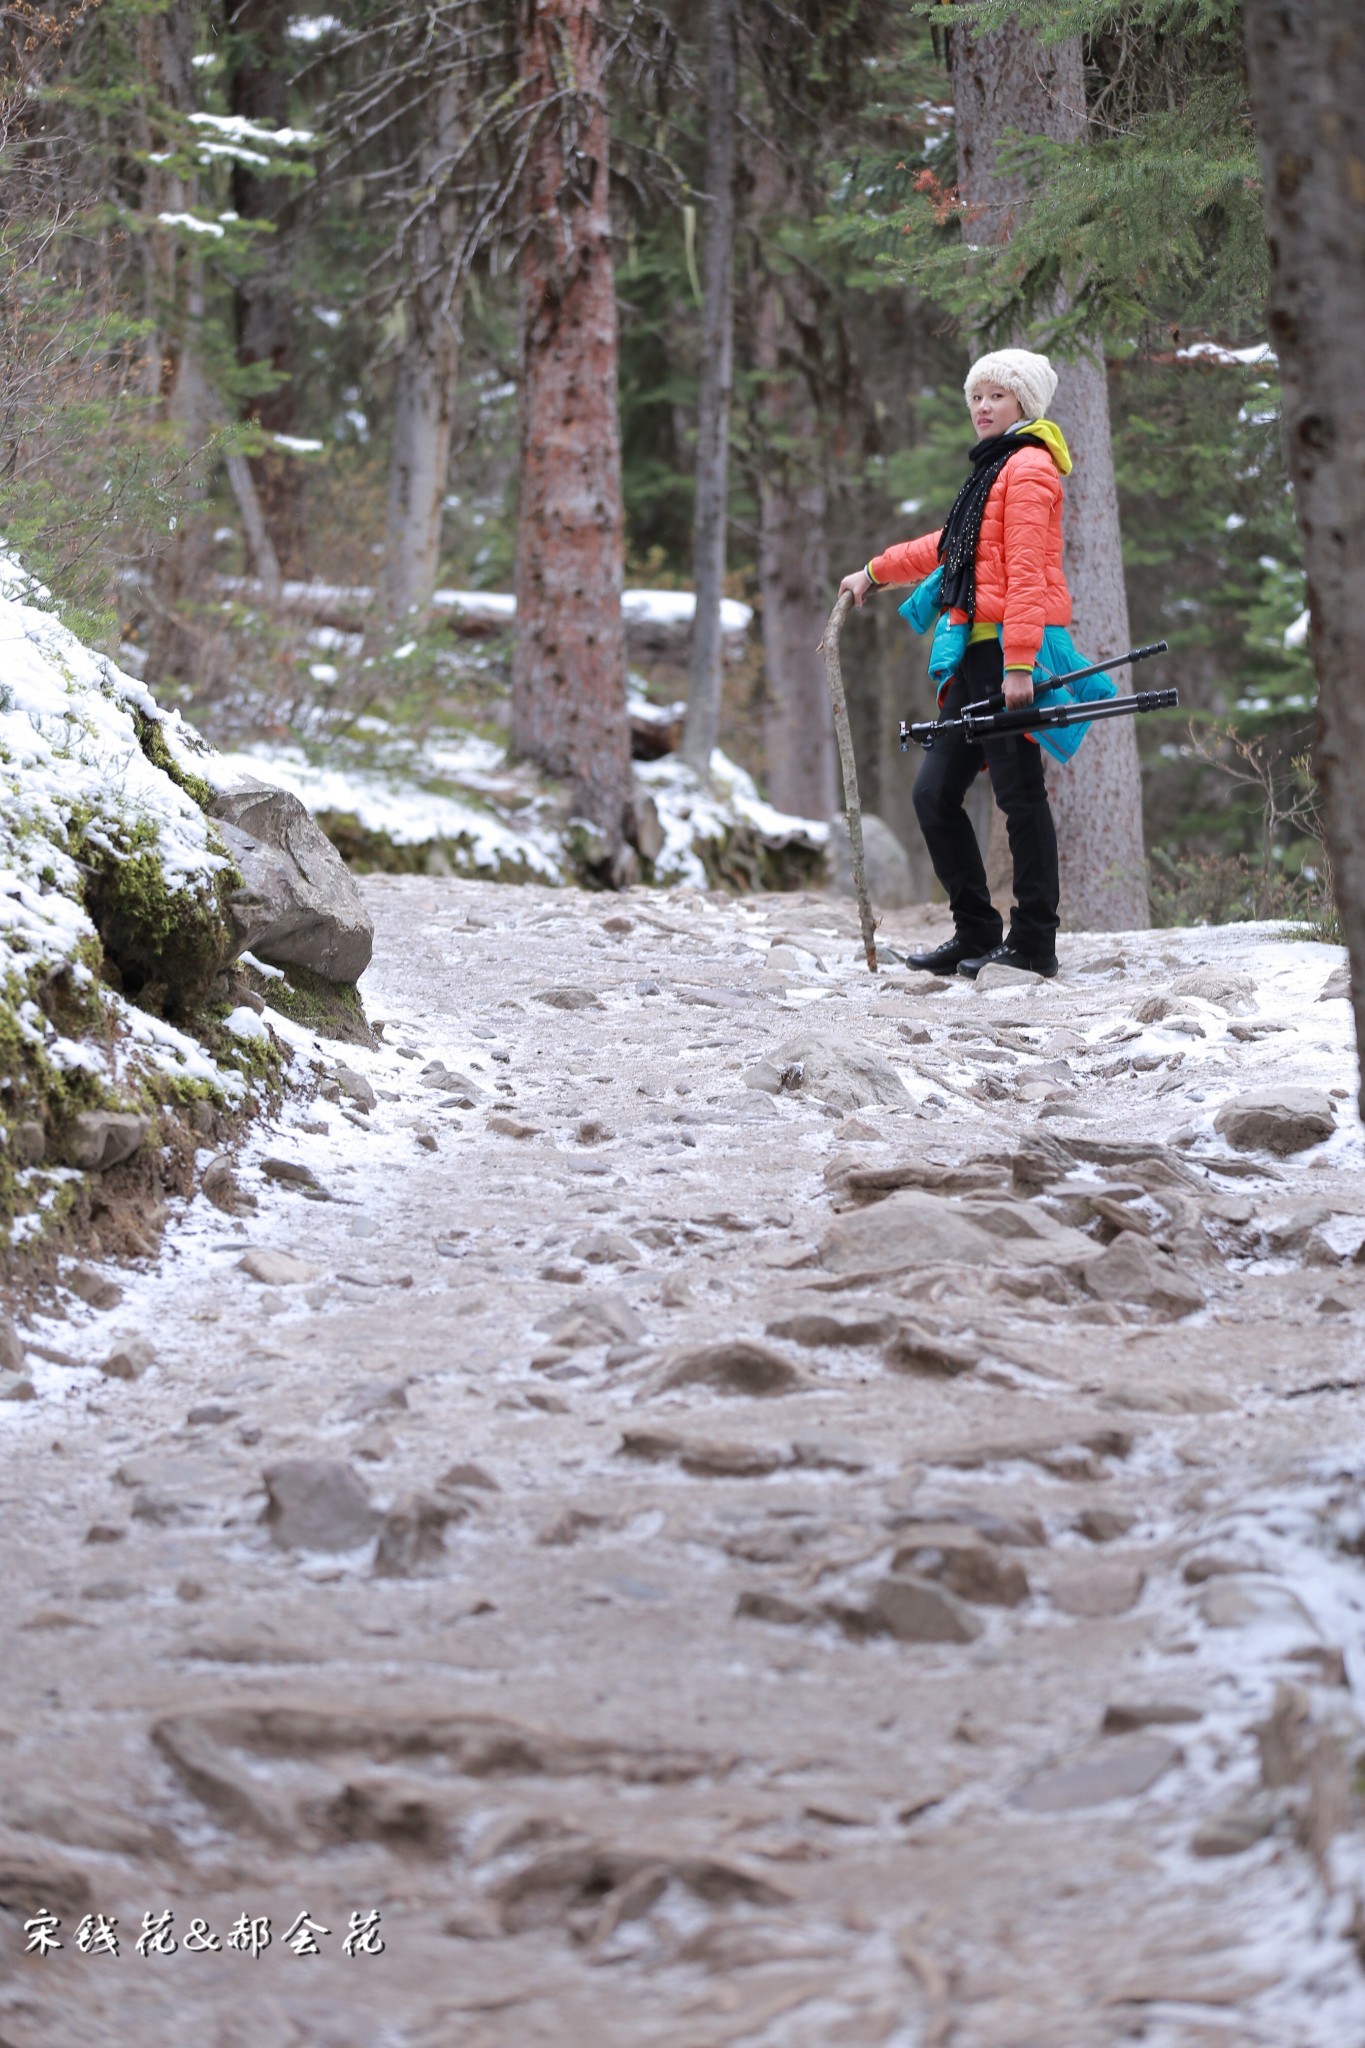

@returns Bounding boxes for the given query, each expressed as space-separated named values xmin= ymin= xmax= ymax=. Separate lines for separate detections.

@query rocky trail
xmin=3 ymin=879 xmax=1365 ymax=2048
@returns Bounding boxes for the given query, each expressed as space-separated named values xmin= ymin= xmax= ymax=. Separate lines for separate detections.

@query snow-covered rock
xmin=0 ymin=555 xmax=303 ymax=1249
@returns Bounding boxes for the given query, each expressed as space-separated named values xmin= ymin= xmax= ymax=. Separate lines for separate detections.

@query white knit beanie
xmin=964 ymin=347 xmax=1058 ymax=424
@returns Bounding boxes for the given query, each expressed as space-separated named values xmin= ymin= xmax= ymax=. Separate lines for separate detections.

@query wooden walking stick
xmin=818 ymin=588 xmax=878 ymax=973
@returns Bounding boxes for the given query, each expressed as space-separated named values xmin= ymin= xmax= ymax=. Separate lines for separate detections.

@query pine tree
xmin=1243 ymin=0 xmax=1365 ymax=1088
xmin=511 ymin=0 xmax=633 ymax=880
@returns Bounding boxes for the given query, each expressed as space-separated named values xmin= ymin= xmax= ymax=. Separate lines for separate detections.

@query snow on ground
xmin=4 ymin=885 xmax=1364 ymax=2043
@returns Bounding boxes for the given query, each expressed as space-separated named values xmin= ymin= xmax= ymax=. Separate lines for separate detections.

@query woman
xmin=839 ymin=347 xmax=1072 ymax=979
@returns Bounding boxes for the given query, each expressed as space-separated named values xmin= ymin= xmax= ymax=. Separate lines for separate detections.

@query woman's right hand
xmin=838 ymin=567 xmax=873 ymax=608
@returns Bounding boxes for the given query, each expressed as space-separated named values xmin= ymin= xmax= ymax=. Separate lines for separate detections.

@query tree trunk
xmin=751 ymin=154 xmax=837 ymax=820
xmin=1243 ymin=0 xmax=1365 ymax=1106
xmin=385 ymin=75 xmax=464 ymax=618
xmin=950 ymin=15 xmax=1148 ymax=931
xmin=145 ymin=0 xmax=216 ymax=687
xmin=680 ymin=0 xmax=736 ymax=779
xmin=512 ymin=0 xmax=632 ymax=877
xmin=230 ymin=0 xmax=304 ymax=576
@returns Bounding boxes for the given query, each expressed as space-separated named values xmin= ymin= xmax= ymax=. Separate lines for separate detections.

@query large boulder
xmin=828 ymin=813 xmax=916 ymax=910
xmin=819 ymin=1188 xmax=1096 ymax=1276
xmin=1213 ymin=1088 xmax=1336 ymax=1157
xmin=210 ymin=780 xmax=373 ymax=983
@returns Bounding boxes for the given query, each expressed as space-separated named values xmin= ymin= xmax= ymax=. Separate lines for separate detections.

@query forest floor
xmin=3 ymin=880 xmax=1365 ymax=2048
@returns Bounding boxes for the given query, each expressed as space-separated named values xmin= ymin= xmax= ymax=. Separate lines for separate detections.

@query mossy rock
xmin=81 ymin=832 xmax=235 ymax=1021
xmin=256 ymin=961 xmax=377 ymax=1049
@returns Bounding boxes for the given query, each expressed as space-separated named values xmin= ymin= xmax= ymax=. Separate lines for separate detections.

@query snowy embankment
xmin=203 ymin=581 xmax=829 ymax=889
xmin=0 ymin=559 xmax=351 ymax=1256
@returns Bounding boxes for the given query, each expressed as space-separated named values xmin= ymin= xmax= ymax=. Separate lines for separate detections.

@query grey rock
xmin=736 ymin=1589 xmax=818 ymax=1628
xmin=975 ymin=961 xmax=1047 ymax=990
xmin=790 ymin=1434 xmax=874 ymax=1472
xmin=841 ymin=1574 xmax=983 ymax=1645
xmin=1213 ymin=1087 xmax=1336 ymax=1156
xmin=761 ymin=1034 xmax=910 ymax=1116
xmin=238 ymin=1248 xmax=320 ymax=1286
xmin=1191 ymin=1797 xmax=1278 ymax=1857
xmin=0 ymin=1378 xmax=36 ymax=1402
xmin=438 ymin=1461 xmax=500 ymax=1493
xmin=891 ymin=1530 xmax=1030 ymax=1607
xmin=68 ymin=1266 xmax=122 ymax=1311
xmin=262 ymin=1458 xmax=378 ymax=1552
xmin=373 ymin=1491 xmax=458 ymax=1576
xmin=619 ymin=1429 xmax=788 ymax=1477
xmin=202 ymin=1153 xmax=257 ymax=1215
xmin=1318 ymin=966 xmax=1350 ymax=1003
xmin=1102 ymin=1701 xmax=1203 ymax=1735
xmin=1049 ymin=1563 xmax=1145 ymax=1617
xmin=653 ymin=1340 xmax=808 ymax=1397
xmin=883 ymin=1321 xmax=979 ymax=1377
xmin=61 ymin=1111 xmax=149 ymax=1172
xmin=261 ymin=1157 xmax=321 ymax=1189
xmin=210 ymin=780 xmax=373 ymax=982
xmin=1074 ymin=1507 xmax=1137 ymax=1544
xmin=1011 ymin=1736 xmax=1179 ymax=1812
xmin=11 ymin=1120 xmax=45 ymax=1166
xmin=1198 ymin=1576 xmax=1316 ymax=1631
xmin=1080 ymin=1233 xmax=1204 ymax=1318
xmin=100 ymin=1337 xmax=154 ymax=1382
xmin=1171 ymin=968 xmax=1257 ymax=1014
xmin=333 ymin=1065 xmax=377 ymax=1111
xmin=828 ymin=812 xmax=916 ymax=910
xmin=0 ymin=1316 xmax=23 ymax=1372
xmin=536 ymin=1292 xmax=645 ymax=1349
xmin=570 ymin=1230 xmax=640 ymax=1266
xmin=820 ymin=1188 xmax=1095 ymax=1277
xmin=766 ymin=1311 xmax=895 ymax=1348
xmin=534 ymin=987 xmax=602 ymax=1011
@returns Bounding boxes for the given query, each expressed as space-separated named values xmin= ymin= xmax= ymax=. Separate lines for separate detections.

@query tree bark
xmin=230 ymin=0 xmax=305 ymax=576
xmin=751 ymin=156 xmax=837 ymax=820
xmin=384 ymin=75 xmax=464 ymax=618
xmin=512 ymin=0 xmax=632 ymax=876
xmin=680 ymin=0 xmax=736 ymax=779
xmin=950 ymin=14 xmax=1148 ymax=931
xmin=1243 ymin=0 xmax=1365 ymax=1105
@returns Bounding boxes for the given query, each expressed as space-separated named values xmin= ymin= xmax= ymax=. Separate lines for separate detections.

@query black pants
xmin=911 ymin=639 xmax=1060 ymax=957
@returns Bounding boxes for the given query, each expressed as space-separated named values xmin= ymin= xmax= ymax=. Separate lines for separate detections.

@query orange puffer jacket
xmin=869 ymin=442 xmax=1071 ymax=672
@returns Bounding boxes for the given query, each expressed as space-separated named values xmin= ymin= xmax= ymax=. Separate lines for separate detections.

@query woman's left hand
xmin=1003 ymin=670 xmax=1035 ymax=710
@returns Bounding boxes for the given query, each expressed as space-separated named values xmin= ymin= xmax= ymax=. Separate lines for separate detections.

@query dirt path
xmin=3 ymin=878 xmax=1365 ymax=2047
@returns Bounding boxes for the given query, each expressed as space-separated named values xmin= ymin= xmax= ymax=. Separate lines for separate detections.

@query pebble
xmin=487 ymin=1113 xmax=542 ymax=1139
xmin=1074 ymin=1507 xmax=1136 ymax=1543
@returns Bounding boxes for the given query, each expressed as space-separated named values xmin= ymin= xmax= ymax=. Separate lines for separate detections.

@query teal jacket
xmin=899 ymin=564 xmax=1115 ymax=762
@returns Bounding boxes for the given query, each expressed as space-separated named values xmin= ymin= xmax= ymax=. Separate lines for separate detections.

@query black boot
xmin=958 ymin=940 xmax=1059 ymax=980
xmin=905 ymin=935 xmax=981 ymax=973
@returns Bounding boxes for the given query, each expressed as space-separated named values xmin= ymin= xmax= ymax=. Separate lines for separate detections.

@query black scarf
xmin=936 ymin=429 xmax=1046 ymax=622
